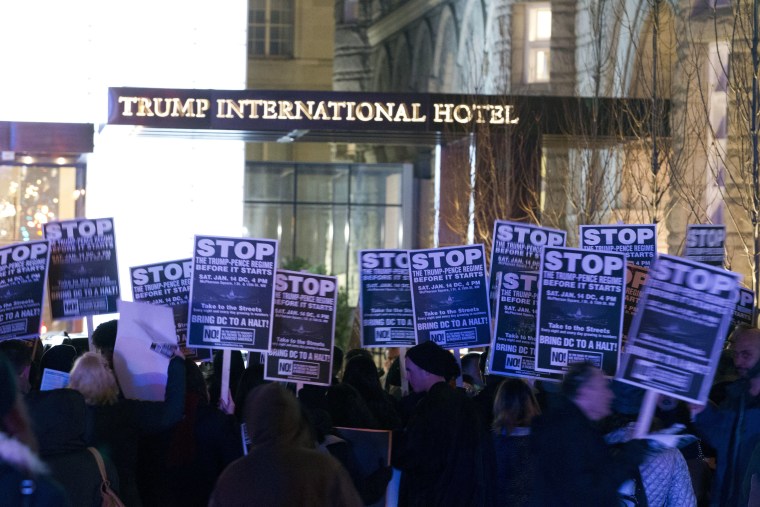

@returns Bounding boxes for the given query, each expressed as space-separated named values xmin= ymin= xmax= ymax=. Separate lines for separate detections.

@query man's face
xmin=577 ymin=369 xmax=613 ymax=421
xmin=405 ymin=358 xmax=435 ymax=393
xmin=733 ymin=335 xmax=760 ymax=378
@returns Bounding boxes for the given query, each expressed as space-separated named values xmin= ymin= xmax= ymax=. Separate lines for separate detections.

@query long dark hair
xmin=492 ymin=379 xmax=541 ymax=435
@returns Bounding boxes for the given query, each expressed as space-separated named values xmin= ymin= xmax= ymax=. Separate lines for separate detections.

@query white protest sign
xmin=113 ymin=299 xmax=176 ymax=401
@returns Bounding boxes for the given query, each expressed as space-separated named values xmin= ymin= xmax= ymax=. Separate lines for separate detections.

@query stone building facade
xmin=333 ymin=0 xmax=759 ymax=290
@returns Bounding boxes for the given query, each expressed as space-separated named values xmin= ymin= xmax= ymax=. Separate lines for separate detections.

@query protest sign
xmin=409 ymin=245 xmax=491 ymax=348
xmin=579 ymin=224 xmax=657 ymax=268
xmin=617 ymin=255 xmax=740 ymax=403
xmin=358 ymin=249 xmax=415 ymax=348
xmin=535 ymin=246 xmax=626 ymax=376
xmin=265 ymin=270 xmax=337 ymax=386
xmin=187 ymin=235 xmax=277 ymax=351
xmin=488 ymin=221 xmax=565 ymax=380
xmin=684 ymin=224 xmax=726 ymax=267
xmin=489 ymin=220 xmax=565 ymax=306
xmin=113 ymin=299 xmax=176 ymax=401
xmin=732 ymin=287 xmax=755 ymax=330
xmin=0 ymin=240 xmax=50 ymax=340
xmin=131 ymin=258 xmax=209 ymax=359
xmin=43 ymin=218 xmax=119 ymax=319
xmin=623 ymin=264 xmax=648 ymax=346
xmin=334 ymin=427 xmax=392 ymax=507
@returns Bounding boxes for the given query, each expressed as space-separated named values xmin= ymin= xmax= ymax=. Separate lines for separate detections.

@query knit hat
xmin=406 ymin=341 xmax=461 ymax=381
xmin=0 ymin=352 xmax=18 ymax=418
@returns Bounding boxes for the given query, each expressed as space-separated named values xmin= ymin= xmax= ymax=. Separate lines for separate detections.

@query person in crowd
xmin=394 ymin=340 xmax=496 ymax=506
xmin=0 ymin=339 xmax=36 ymax=394
xmin=461 ymin=352 xmax=485 ymax=395
xmin=471 ymin=348 xmax=503 ymax=430
xmin=380 ymin=347 xmax=400 ymax=389
xmin=326 ymin=383 xmax=382 ymax=429
xmin=492 ymin=378 xmax=540 ymax=507
xmin=36 ymin=343 xmax=78 ymax=391
xmin=341 ymin=354 xmax=401 ymax=430
xmin=26 ymin=388 xmax=120 ymax=506
xmin=157 ymin=358 xmax=242 ymax=507
xmin=233 ymin=352 xmax=268 ymax=423
xmin=603 ymin=384 xmax=696 ymax=507
xmin=384 ymin=356 xmax=403 ymax=400
xmin=531 ymin=361 xmax=649 ymax=506
xmin=209 ymin=383 xmax=362 ymax=507
xmin=91 ymin=319 xmax=119 ymax=369
xmin=68 ymin=350 xmax=185 ymax=507
xmin=40 ymin=343 xmax=78 ymax=375
xmin=298 ymin=346 xmax=344 ymax=415
xmin=0 ymin=352 xmax=69 ymax=506
xmin=342 ymin=348 xmax=375 ymax=374
xmin=692 ymin=326 xmax=760 ymax=506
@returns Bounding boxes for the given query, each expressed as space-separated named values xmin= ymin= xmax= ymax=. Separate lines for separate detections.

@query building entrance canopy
xmin=107 ymin=87 xmax=667 ymax=146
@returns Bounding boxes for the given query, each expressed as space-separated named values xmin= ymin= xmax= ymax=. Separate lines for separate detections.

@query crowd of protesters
xmin=0 ymin=322 xmax=759 ymax=506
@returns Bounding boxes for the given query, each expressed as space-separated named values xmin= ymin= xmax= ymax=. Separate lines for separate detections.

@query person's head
xmin=342 ymin=354 xmax=383 ymax=399
xmin=562 ymin=362 xmax=613 ymax=421
xmin=326 ymin=383 xmax=379 ymax=429
xmin=342 ymin=348 xmax=373 ymax=373
xmin=68 ymin=352 xmax=119 ymax=406
xmin=244 ymin=383 xmax=313 ymax=448
xmin=384 ymin=347 xmax=400 ymax=370
xmin=40 ymin=343 xmax=78 ymax=374
xmin=405 ymin=341 xmax=460 ymax=393
xmin=492 ymin=379 xmax=541 ymax=435
xmin=184 ymin=357 xmax=210 ymax=405
xmin=461 ymin=352 xmax=484 ymax=387
xmin=91 ymin=319 xmax=118 ymax=366
xmin=731 ymin=327 xmax=760 ymax=378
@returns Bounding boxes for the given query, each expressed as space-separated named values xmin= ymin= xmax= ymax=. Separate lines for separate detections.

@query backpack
xmin=87 ymin=447 xmax=125 ymax=507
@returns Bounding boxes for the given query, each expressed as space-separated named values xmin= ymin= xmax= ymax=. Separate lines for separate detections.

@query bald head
xmin=732 ymin=328 xmax=760 ymax=378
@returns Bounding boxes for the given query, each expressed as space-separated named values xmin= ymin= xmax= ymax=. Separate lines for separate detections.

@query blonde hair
xmin=68 ymin=352 xmax=119 ymax=406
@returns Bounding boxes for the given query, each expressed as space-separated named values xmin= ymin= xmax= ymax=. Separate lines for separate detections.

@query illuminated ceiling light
xmin=55 ymin=157 xmax=67 ymax=165
xmin=21 ymin=156 xmax=34 ymax=164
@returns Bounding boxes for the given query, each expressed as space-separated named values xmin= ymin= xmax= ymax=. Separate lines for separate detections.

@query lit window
xmin=525 ymin=4 xmax=551 ymax=83
xmin=244 ymin=162 xmax=409 ymax=305
xmin=249 ymin=0 xmax=294 ymax=58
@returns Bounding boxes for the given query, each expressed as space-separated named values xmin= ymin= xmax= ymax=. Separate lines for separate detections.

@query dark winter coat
xmin=394 ymin=382 xmax=497 ymax=507
xmin=159 ymin=392 xmax=242 ymax=507
xmin=693 ymin=379 xmax=760 ymax=506
xmin=26 ymin=389 xmax=119 ymax=507
xmin=209 ymin=383 xmax=362 ymax=507
xmin=493 ymin=428 xmax=534 ymax=507
xmin=85 ymin=356 xmax=185 ymax=507
xmin=530 ymin=396 xmax=645 ymax=506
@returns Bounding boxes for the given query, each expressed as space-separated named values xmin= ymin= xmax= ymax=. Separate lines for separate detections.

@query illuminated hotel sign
xmin=107 ymin=87 xmax=519 ymax=132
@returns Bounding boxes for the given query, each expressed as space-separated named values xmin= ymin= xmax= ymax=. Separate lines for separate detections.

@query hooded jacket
xmin=209 ymin=383 xmax=362 ymax=507
xmin=26 ymin=389 xmax=120 ymax=507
